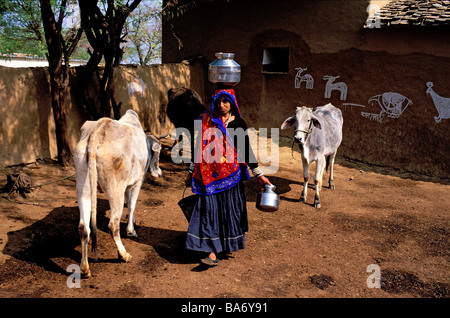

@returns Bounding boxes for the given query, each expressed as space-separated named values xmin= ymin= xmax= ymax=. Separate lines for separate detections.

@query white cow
xmin=281 ymin=104 xmax=343 ymax=208
xmin=74 ymin=109 xmax=163 ymax=277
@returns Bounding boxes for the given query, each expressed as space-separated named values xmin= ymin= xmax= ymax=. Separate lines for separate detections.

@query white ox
xmin=74 ymin=109 xmax=163 ymax=277
xmin=281 ymin=103 xmax=343 ymax=208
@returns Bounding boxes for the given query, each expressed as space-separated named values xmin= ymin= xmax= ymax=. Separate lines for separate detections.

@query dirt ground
xmin=0 ymin=137 xmax=448 ymax=299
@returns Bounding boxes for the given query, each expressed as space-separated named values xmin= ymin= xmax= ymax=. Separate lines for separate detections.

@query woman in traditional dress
xmin=184 ymin=88 xmax=272 ymax=266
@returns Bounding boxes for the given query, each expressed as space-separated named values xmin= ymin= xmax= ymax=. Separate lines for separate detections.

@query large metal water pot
xmin=208 ymin=52 xmax=241 ymax=86
xmin=256 ymin=184 xmax=279 ymax=212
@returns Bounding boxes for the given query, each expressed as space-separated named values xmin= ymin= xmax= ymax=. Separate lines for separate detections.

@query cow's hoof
xmin=127 ymin=230 xmax=138 ymax=238
xmin=299 ymin=196 xmax=306 ymax=203
xmin=314 ymin=198 xmax=321 ymax=208
xmin=81 ymin=269 xmax=91 ymax=278
xmin=120 ymin=253 xmax=133 ymax=263
xmin=329 ymin=180 xmax=335 ymax=190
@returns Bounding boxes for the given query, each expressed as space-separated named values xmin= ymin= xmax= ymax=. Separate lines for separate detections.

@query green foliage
xmin=0 ymin=0 xmax=195 ymax=64
xmin=0 ymin=0 xmax=47 ymax=56
xmin=123 ymin=0 xmax=162 ymax=64
xmin=0 ymin=0 xmax=89 ymax=60
xmin=162 ymin=0 xmax=196 ymax=20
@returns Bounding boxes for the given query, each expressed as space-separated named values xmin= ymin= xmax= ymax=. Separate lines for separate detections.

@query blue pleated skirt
xmin=186 ymin=181 xmax=248 ymax=254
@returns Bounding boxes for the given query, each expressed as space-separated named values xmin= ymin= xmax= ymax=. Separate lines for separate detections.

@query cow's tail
xmin=87 ymin=125 xmax=103 ymax=259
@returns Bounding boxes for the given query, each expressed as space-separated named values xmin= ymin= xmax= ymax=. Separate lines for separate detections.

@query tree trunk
xmin=40 ymin=0 xmax=82 ymax=166
xmin=39 ymin=0 xmax=71 ymax=166
xmin=79 ymin=0 xmax=141 ymax=120
xmin=49 ymin=68 xmax=72 ymax=165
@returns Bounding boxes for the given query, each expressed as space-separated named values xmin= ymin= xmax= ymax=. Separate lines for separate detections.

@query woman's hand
xmin=185 ymin=172 xmax=193 ymax=188
xmin=257 ymin=175 xmax=272 ymax=190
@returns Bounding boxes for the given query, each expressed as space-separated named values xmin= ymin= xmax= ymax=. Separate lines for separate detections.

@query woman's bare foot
xmin=200 ymin=252 xmax=219 ymax=266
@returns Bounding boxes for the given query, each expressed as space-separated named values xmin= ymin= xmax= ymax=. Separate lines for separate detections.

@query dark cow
xmin=167 ymin=87 xmax=206 ymax=153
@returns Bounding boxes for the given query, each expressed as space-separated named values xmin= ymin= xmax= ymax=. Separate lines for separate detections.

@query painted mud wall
xmin=162 ymin=0 xmax=450 ymax=178
xmin=0 ymin=63 xmax=204 ymax=167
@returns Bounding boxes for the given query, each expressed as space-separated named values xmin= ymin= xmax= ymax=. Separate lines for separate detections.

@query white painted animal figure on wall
xmin=426 ymin=82 xmax=450 ymax=123
xmin=361 ymin=92 xmax=412 ymax=123
xmin=295 ymin=67 xmax=314 ymax=89
xmin=323 ymin=75 xmax=347 ymax=101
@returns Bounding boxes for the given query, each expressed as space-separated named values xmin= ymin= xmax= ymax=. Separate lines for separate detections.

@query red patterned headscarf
xmin=191 ymin=89 xmax=249 ymax=195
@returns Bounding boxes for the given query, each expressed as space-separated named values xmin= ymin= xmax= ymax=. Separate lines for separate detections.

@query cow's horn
xmin=157 ymin=132 xmax=170 ymax=139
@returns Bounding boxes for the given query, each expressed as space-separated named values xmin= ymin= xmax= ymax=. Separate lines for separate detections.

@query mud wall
xmin=248 ymin=48 xmax=450 ymax=178
xmin=0 ymin=63 xmax=204 ymax=167
xmin=162 ymin=0 xmax=450 ymax=178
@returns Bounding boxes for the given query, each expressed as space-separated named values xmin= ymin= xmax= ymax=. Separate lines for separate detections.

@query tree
xmin=0 ymin=0 xmax=84 ymax=167
xmin=0 ymin=0 xmax=47 ymax=57
xmin=123 ymin=0 xmax=162 ymax=65
xmin=161 ymin=0 xmax=196 ymax=51
xmin=78 ymin=0 xmax=141 ymax=120
xmin=39 ymin=0 xmax=82 ymax=166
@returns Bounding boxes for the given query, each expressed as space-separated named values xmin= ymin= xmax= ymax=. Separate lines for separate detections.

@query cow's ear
xmin=281 ymin=116 xmax=296 ymax=130
xmin=312 ymin=117 xmax=321 ymax=129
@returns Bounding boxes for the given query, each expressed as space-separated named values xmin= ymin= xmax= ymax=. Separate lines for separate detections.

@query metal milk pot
xmin=256 ymin=184 xmax=279 ymax=212
xmin=208 ymin=52 xmax=241 ymax=86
